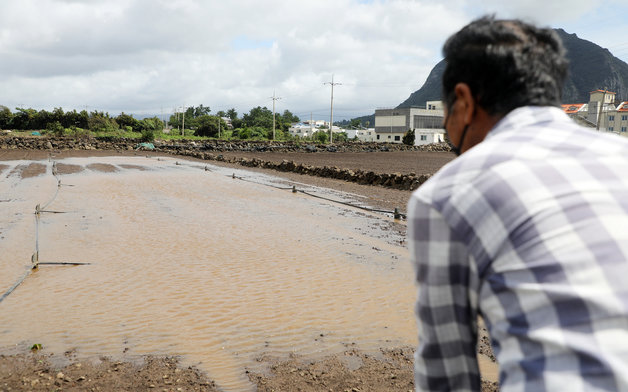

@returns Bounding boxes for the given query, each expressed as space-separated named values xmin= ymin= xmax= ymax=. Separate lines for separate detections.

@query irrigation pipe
xmin=0 ymin=160 xmax=89 ymax=305
xmin=227 ymin=173 xmax=407 ymax=220
xmin=0 ymin=269 xmax=33 ymax=304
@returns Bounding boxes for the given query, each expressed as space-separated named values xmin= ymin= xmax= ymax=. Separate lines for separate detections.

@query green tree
xmin=282 ymin=109 xmax=300 ymax=124
xmin=46 ymin=121 xmax=65 ymax=137
xmin=226 ymin=108 xmax=238 ymax=120
xmin=34 ymin=109 xmax=52 ymax=129
xmin=88 ymin=111 xmax=118 ymax=133
xmin=313 ymin=130 xmax=329 ymax=143
xmin=402 ymin=129 xmax=415 ymax=146
xmin=11 ymin=108 xmax=37 ymax=130
xmin=194 ymin=115 xmax=225 ymax=137
xmin=235 ymin=126 xmax=268 ymax=140
xmin=116 ymin=112 xmax=139 ymax=131
xmin=242 ymin=106 xmax=274 ymax=131
xmin=0 ymin=106 xmax=12 ymax=129
xmin=334 ymin=132 xmax=349 ymax=142
xmin=193 ymin=104 xmax=211 ymax=117
xmin=168 ymin=113 xmax=181 ymax=129
xmin=350 ymin=119 xmax=361 ymax=129
xmin=75 ymin=110 xmax=89 ymax=129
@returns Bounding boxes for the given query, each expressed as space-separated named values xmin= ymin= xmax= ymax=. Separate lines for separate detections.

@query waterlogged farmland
xmin=0 ymin=155 xmax=416 ymax=391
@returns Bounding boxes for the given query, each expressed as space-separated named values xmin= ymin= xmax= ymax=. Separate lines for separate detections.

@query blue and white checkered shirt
xmin=408 ymin=106 xmax=628 ymax=391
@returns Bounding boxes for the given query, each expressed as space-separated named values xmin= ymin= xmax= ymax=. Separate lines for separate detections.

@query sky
xmin=1 ymin=0 xmax=628 ymax=121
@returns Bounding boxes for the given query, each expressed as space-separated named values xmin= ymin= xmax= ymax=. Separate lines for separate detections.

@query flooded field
xmin=0 ymin=155 xmax=416 ymax=391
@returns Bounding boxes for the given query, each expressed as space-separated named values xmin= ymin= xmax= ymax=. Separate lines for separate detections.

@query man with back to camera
xmin=407 ymin=16 xmax=628 ymax=391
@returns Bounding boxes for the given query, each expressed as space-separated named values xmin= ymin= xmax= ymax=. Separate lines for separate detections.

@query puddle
xmin=0 ymin=155 xmax=415 ymax=391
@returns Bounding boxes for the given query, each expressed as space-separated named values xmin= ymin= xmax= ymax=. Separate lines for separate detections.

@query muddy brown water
xmin=0 ymin=156 xmax=418 ymax=391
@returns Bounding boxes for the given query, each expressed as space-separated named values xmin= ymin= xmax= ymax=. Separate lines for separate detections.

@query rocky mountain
xmin=397 ymin=29 xmax=628 ymax=108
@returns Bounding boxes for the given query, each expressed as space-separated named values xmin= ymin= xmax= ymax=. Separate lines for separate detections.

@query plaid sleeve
xmin=408 ymin=194 xmax=481 ymax=392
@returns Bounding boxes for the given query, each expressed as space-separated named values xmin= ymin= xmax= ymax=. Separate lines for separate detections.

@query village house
xmin=346 ymin=128 xmax=376 ymax=142
xmin=288 ymin=120 xmax=347 ymax=139
xmin=562 ymin=90 xmax=628 ymax=134
xmin=374 ymin=100 xmax=445 ymax=145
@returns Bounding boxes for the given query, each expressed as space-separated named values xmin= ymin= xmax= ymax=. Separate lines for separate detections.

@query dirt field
xmin=0 ymin=148 xmax=500 ymax=392
xmin=0 ymin=148 xmax=456 ymax=215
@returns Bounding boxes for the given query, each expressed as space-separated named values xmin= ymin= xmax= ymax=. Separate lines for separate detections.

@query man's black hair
xmin=442 ymin=16 xmax=569 ymax=116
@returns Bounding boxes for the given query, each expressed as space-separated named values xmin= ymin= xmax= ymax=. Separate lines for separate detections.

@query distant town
xmin=2 ymin=89 xmax=627 ymax=146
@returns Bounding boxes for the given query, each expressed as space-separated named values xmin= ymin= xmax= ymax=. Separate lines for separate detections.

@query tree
xmin=137 ymin=117 xmax=162 ymax=142
xmin=50 ymin=107 xmax=65 ymax=125
xmin=313 ymin=130 xmax=329 ymax=143
xmin=334 ymin=132 xmax=349 ymax=142
xmin=193 ymin=104 xmax=211 ymax=117
xmin=116 ymin=112 xmax=139 ymax=131
xmin=282 ymin=109 xmax=300 ymax=124
xmin=350 ymin=119 xmax=361 ymax=129
xmin=235 ymin=126 xmax=268 ymax=140
xmin=0 ymin=106 xmax=12 ymax=129
xmin=11 ymin=108 xmax=37 ymax=130
xmin=226 ymin=108 xmax=238 ymax=120
xmin=242 ymin=106 xmax=274 ymax=131
xmin=46 ymin=121 xmax=65 ymax=137
xmin=402 ymin=129 xmax=415 ymax=146
xmin=194 ymin=115 xmax=225 ymax=137
xmin=88 ymin=111 xmax=118 ymax=133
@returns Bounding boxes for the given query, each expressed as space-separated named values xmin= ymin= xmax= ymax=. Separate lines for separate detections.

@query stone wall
xmin=1 ymin=136 xmax=442 ymax=190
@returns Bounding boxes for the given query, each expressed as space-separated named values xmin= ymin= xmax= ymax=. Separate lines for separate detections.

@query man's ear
xmin=454 ymin=83 xmax=475 ymax=125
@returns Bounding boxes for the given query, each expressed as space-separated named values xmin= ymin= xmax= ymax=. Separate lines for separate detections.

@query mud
xmin=0 ymin=351 xmax=219 ymax=391
xmin=56 ymin=163 xmax=84 ymax=175
xmin=0 ymin=135 xmax=455 ymax=191
xmin=86 ymin=163 xmax=118 ymax=172
xmin=6 ymin=163 xmax=47 ymax=179
xmin=0 ymin=145 xmax=499 ymax=391
xmin=119 ymin=164 xmax=148 ymax=171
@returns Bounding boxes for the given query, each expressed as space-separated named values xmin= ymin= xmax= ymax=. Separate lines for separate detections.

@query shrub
xmin=313 ymin=130 xmax=328 ymax=143
xmin=402 ymin=129 xmax=415 ymax=146
xmin=70 ymin=126 xmax=92 ymax=140
xmin=46 ymin=121 xmax=65 ymax=137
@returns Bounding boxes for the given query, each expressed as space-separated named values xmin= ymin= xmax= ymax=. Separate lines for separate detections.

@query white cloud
xmin=0 ymin=0 xmax=626 ymax=119
xmin=466 ymin=0 xmax=601 ymax=25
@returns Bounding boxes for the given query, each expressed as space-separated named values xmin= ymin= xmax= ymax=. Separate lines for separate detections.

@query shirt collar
xmin=486 ymin=106 xmax=570 ymax=140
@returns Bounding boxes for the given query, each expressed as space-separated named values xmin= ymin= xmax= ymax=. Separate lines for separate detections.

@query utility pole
xmin=181 ymin=105 xmax=185 ymax=137
xmin=310 ymin=112 xmax=313 ymax=137
xmin=324 ymin=75 xmax=341 ymax=143
xmin=176 ymin=108 xmax=180 ymax=133
xmin=270 ymin=91 xmax=281 ymax=140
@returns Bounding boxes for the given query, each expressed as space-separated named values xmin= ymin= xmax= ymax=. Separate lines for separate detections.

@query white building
xmin=346 ymin=128 xmax=376 ymax=142
xmin=374 ymin=100 xmax=445 ymax=145
xmin=288 ymin=123 xmax=316 ymax=138
xmin=288 ymin=121 xmax=346 ymax=138
xmin=415 ymin=129 xmax=445 ymax=144
xmin=607 ymin=101 xmax=628 ymax=134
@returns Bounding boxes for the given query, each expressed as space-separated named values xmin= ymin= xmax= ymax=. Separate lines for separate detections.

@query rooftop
xmin=561 ymin=103 xmax=586 ymax=114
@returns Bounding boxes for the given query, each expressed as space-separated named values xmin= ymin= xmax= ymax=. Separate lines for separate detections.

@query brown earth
xmin=0 ymin=147 xmax=499 ymax=392
xmin=0 ymin=148 xmax=455 ymax=215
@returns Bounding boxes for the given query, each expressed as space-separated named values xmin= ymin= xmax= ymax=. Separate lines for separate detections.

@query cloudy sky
xmin=1 ymin=0 xmax=627 ymax=121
